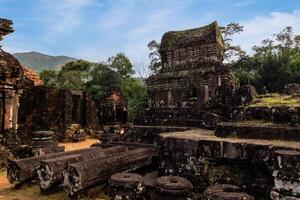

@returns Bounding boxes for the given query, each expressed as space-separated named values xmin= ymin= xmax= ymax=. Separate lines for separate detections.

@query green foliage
xmin=122 ymin=78 xmax=148 ymax=121
xmin=230 ymin=25 xmax=300 ymax=93
xmin=85 ymin=63 xmax=120 ymax=98
xmin=220 ymin=23 xmax=246 ymax=62
xmin=250 ymin=94 xmax=300 ymax=107
xmin=39 ymin=69 xmax=57 ymax=87
xmin=108 ymin=53 xmax=135 ymax=79
xmin=56 ymin=59 xmax=92 ymax=90
xmin=147 ymin=40 xmax=162 ymax=74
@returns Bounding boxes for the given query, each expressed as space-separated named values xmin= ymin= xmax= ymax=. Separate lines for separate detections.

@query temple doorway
xmin=71 ymin=95 xmax=82 ymax=124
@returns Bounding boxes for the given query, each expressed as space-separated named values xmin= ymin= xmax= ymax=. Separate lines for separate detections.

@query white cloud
xmin=233 ymin=10 xmax=300 ymax=54
xmin=37 ymin=0 xmax=95 ymax=37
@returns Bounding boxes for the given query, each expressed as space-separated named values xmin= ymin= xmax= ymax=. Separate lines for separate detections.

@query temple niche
xmin=146 ymin=21 xmax=237 ymax=111
xmin=99 ymin=87 xmax=128 ymax=125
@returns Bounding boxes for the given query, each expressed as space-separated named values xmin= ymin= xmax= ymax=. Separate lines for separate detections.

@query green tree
xmin=220 ymin=23 xmax=246 ymax=62
xmin=108 ymin=53 xmax=135 ymax=79
xmin=39 ymin=69 xmax=57 ymax=87
xmin=231 ymin=26 xmax=300 ymax=93
xmin=56 ymin=59 xmax=92 ymax=90
xmin=122 ymin=78 xmax=148 ymax=121
xmin=86 ymin=63 xmax=120 ymax=98
xmin=147 ymin=40 xmax=161 ymax=74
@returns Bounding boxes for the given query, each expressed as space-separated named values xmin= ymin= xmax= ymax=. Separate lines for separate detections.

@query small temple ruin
xmin=1 ymin=17 xmax=300 ymax=200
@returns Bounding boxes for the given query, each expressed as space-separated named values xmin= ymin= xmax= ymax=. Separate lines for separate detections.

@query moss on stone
xmin=249 ymin=94 xmax=300 ymax=107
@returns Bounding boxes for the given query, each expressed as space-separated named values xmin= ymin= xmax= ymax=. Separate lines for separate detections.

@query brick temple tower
xmin=146 ymin=21 xmax=237 ymax=111
xmin=0 ymin=18 xmax=23 ymax=132
xmin=136 ymin=21 xmax=238 ymax=127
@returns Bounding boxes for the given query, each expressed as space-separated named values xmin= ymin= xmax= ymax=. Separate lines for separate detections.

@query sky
xmin=0 ymin=0 xmax=300 ymax=75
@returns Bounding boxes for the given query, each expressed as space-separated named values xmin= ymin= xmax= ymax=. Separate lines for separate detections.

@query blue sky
xmin=0 ymin=0 xmax=300 ymax=74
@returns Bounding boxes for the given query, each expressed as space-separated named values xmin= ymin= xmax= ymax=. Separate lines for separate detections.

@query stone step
xmin=215 ymin=122 xmax=300 ymax=141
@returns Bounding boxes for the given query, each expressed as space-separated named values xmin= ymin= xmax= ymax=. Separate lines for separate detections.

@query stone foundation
xmin=159 ymin=129 xmax=300 ymax=199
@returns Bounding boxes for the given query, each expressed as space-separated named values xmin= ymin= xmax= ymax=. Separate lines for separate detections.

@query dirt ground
xmin=0 ymin=139 xmax=110 ymax=200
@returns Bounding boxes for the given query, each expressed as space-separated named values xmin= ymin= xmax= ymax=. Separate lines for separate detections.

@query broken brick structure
xmin=18 ymin=87 xmax=99 ymax=141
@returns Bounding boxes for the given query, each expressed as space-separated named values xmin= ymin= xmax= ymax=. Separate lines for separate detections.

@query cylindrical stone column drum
xmin=30 ymin=131 xmax=57 ymax=147
xmin=151 ymin=176 xmax=194 ymax=200
xmin=107 ymin=172 xmax=143 ymax=200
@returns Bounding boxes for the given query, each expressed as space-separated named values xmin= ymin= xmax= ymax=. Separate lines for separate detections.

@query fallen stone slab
xmin=7 ymin=146 xmax=104 ymax=185
xmin=62 ymin=148 xmax=152 ymax=195
xmin=91 ymin=141 xmax=158 ymax=156
xmin=36 ymin=146 xmax=127 ymax=192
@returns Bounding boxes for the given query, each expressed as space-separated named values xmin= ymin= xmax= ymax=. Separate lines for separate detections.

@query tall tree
xmin=108 ymin=53 xmax=135 ymax=79
xmin=147 ymin=40 xmax=161 ymax=74
xmin=86 ymin=63 xmax=120 ymax=98
xmin=56 ymin=60 xmax=92 ymax=90
xmin=220 ymin=23 xmax=246 ymax=62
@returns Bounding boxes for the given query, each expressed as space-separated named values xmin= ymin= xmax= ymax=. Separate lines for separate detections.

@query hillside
xmin=13 ymin=51 xmax=76 ymax=72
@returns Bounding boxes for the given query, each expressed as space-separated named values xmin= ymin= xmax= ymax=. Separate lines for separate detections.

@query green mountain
xmin=13 ymin=51 xmax=77 ymax=72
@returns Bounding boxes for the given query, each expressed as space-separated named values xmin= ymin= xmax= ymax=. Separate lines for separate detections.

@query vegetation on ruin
xmin=39 ymin=53 xmax=148 ymax=121
xmin=250 ymin=94 xmax=300 ymax=107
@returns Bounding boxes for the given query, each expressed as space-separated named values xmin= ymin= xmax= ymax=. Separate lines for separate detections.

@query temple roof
xmin=160 ymin=21 xmax=224 ymax=51
xmin=23 ymin=67 xmax=43 ymax=86
xmin=0 ymin=49 xmax=23 ymax=80
xmin=0 ymin=18 xmax=14 ymax=41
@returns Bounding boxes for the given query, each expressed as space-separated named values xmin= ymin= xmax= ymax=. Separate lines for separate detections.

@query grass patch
xmin=250 ymin=94 xmax=300 ymax=107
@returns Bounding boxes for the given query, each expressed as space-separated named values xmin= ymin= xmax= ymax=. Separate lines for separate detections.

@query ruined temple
xmin=0 ymin=18 xmax=23 ymax=132
xmin=137 ymin=22 xmax=237 ymax=127
xmin=147 ymin=21 xmax=237 ymax=110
